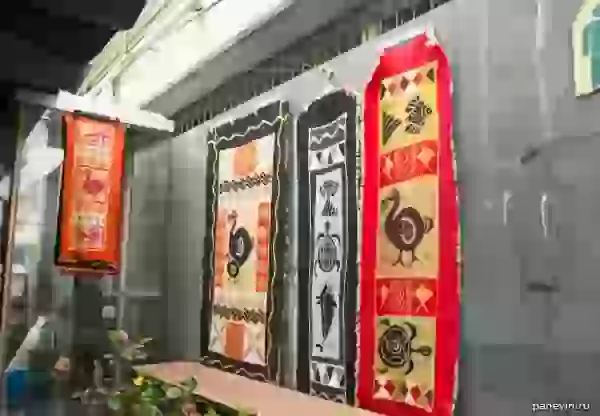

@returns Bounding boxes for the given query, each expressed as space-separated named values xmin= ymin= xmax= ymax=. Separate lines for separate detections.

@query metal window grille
xmin=173 ymin=0 xmax=451 ymax=135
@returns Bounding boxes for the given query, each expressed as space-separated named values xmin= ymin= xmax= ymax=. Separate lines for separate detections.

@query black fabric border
xmin=53 ymin=115 xmax=68 ymax=267
xmin=200 ymin=101 xmax=289 ymax=383
xmin=296 ymin=91 xmax=357 ymax=404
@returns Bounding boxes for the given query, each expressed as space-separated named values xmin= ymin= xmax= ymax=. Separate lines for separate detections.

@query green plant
xmin=103 ymin=330 xmax=233 ymax=415
xmin=107 ymin=373 xmax=204 ymax=415
xmin=107 ymin=330 xmax=151 ymax=362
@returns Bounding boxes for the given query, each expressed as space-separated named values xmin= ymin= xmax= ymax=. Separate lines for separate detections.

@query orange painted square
xmin=257 ymin=227 xmax=270 ymax=248
xmin=256 ymin=272 xmax=268 ymax=293
xmin=224 ymin=321 xmax=246 ymax=361
xmin=214 ymin=263 xmax=225 ymax=287
xmin=256 ymin=243 xmax=269 ymax=262
xmin=257 ymin=258 xmax=269 ymax=276
xmin=258 ymin=202 xmax=271 ymax=228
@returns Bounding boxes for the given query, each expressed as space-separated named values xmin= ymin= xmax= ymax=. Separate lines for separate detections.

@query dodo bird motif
xmin=382 ymin=188 xmax=434 ymax=268
xmin=226 ymin=210 xmax=254 ymax=279
xmin=82 ymin=169 xmax=106 ymax=197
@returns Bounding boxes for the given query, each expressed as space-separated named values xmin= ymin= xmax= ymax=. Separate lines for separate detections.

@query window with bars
xmin=173 ymin=0 xmax=452 ymax=135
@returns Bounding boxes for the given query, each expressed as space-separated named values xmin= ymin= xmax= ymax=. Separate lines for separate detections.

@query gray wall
xmin=124 ymin=0 xmax=600 ymax=413
xmin=122 ymin=141 xmax=171 ymax=359
xmin=164 ymin=130 xmax=206 ymax=360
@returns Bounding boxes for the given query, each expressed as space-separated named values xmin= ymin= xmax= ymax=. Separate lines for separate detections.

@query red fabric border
xmin=358 ymin=34 xmax=460 ymax=416
xmin=56 ymin=113 xmax=125 ymax=275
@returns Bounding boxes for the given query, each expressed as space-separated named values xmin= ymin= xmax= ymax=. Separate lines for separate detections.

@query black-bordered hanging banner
xmin=297 ymin=91 xmax=358 ymax=403
xmin=201 ymin=101 xmax=289 ymax=382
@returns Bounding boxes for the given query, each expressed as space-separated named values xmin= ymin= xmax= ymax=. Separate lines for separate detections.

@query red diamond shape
xmin=400 ymin=77 xmax=410 ymax=91
xmin=410 ymin=386 xmax=422 ymax=401
xmin=384 ymin=380 xmax=396 ymax=396
xmin=413 ymin=73 xmax=423 ymax=85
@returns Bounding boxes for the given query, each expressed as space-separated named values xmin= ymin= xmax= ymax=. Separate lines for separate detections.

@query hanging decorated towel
xmin=296 ymin=91 xmax=358 ymax=403
xmin=55 ymin=113 xmax=125 ymax=275
xmin=201 ymin=101 xmax=289 ymax=382
xmin=358 ymin=33 xmax=460 ymax=415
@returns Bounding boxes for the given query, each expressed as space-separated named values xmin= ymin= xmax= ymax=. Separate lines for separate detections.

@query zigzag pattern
xmin=309 ymin=113 xmax=348 ymax=145
xmin=220 ymin=172 xmax=273 ymax=194
xmin=212 ymin=305 xmax=267 ymax=324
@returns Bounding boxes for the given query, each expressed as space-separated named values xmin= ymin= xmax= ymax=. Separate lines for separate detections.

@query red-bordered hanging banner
xmin=55 ymin=113 xmax=125 ymax=275
xmin=358 ymin=33 xmax=460 ymax=416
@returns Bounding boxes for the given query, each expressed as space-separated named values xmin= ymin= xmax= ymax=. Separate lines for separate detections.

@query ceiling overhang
xmin=0 ymin=0 xmax=146 ymax=98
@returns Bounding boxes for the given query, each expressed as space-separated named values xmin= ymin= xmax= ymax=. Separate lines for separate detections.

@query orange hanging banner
xmin=55 ymin=113 xmax=125 ymax=275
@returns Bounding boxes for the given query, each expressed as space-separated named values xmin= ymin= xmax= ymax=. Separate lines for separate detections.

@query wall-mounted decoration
xmin=574 ymin=0 xmax=600 ymax=96
xmin=201 ymin=101 xmax=289 ymax=382
xmin=55 ymin=114 xmax=125 ymax=275
xmin=296 ymin=91 xmax=358 ymax=404
xmin=358 ymin=33 xmax=460 ymax=415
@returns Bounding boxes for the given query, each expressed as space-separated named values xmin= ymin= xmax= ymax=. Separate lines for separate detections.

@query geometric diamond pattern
xmin=209 ymin=318 xmax=226 ymax=354
xmin=382 ymin=66 xmax=436 ymax=100
xmin=384 ymin=379 xmax=396 ymax=397
xmin=373 ymin=377 xmax=434 ymax=411
xmin=243 ymin=323 xmax=265 ymax=366
xmin=311 ymin=361 xmax=345 ymax=389
xmin=373 ymin=375 xmax=392 ymax=399
xmin=309 ymin=143 xmax=345 ymax=171
xmin=405 ymin=380 xmax=434 ymax=412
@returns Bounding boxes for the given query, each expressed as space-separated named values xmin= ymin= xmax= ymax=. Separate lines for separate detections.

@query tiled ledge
xmin=135 ymin=362 xmax=380 ymax=416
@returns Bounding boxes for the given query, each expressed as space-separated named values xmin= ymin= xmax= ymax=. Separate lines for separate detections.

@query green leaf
xmin=165 ymin=386 xmax=182 ymax=399
xmin=139 ymin=337 xmax=153 ymax=345
xmin=180 ymin=377 xmax=198 ymax=393
xmin=107 ymin=396 xmax=122 ymax=411
xmin=205 ymin=407 xmax=219 ymax=416
xmin=108 ymin=330 xmax=126 ymax=344
xmin=143 ymin=404 xmax=163 ymax=416
xmin=121 ymin=346 xmax=136 ymax=360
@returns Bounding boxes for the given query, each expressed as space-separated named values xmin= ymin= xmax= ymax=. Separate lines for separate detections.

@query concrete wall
xmin=122 ymin=141 xmax=171 ymax=358
xmin=164 ymin=129 xmax=207 ymax=360
xmin=123 ymin=0 xmax=600 ymax=413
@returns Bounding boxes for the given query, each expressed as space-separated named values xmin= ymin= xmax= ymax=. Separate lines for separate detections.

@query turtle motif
xmin=314 ymin=220 xmax=341 ymax=276
xmin=377 ymin=319 xmax=432 ymax=375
